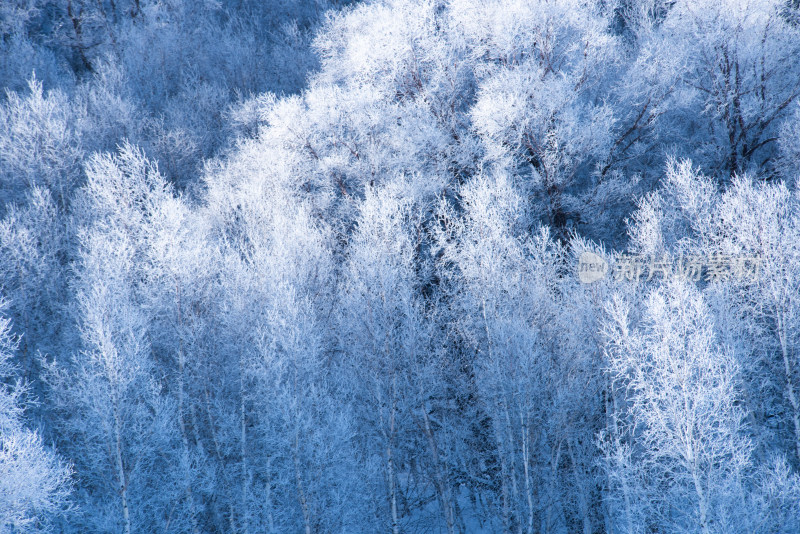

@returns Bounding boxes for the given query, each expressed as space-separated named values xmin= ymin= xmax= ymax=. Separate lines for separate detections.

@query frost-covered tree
xmin=710 ymin=175 xmax=800 ymax=466
xmin=0 ymin=298 xmax=72 ymax=533
xmin=628 ymin=0 xmax=800 ymax=178
xmin=602 ymin=281 xmax=755 ymax=534
xmin=603 ymin=162 xmax=800 ymax=532
xmin=0 ymin=187 xmax=72 ymax=369
xmin=336 ymin=179 xmax=455 ymax=532
xmin=0 ymin=77 xmax=84 ymax=211
xmin=626 ymin=161 xmax=800 ymax=468
xmin=467 ymin=0 xmax=621 ymax=235
xmin=195 ymin=130 xmax=366 ymax=532
xmin=436 ymin=172 xmax=605 ymax=533
xmin=44 ymin=144 xmax=188 ymax=533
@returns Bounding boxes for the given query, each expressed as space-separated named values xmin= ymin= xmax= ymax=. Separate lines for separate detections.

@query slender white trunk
xmin=503 ymin=402 xmax=521 ymax=534
xmin=388 ymin=381 xmax=400 ymax=534
xmin=777 ymin=312 xmax=800 ymax=463
xmin=608 ymin=387 xmax=634 ymax=534
xmin=265 ymin=457 xmax=275 ymax=533
xmin=294 ymin=433 xmax=313 ymax=534
xmin=422 ymin=407 xmax=456 ymax=534
xmin=175 ymin=281 xmax=199 ymax=533
xmin=499 ymin=447 xmax=512 ymax=533
xmin=621 ymin=466 xmax=634 ymax=534
xmin=612 ymin=396 xmax=635 ymax=534
xmin=483 ymin=301 xmax=518 ymax=534
xmin=543 ymin=441 xmax=562 ymax=534
xmin=204 ymin=384 xmax=237 ymax=532
xmin=520 ymin=411 xmax=534 ymax=534
xmin=691 ymin=465 xmax=710 ymax=534
xmin=387 ymin=442 xmax=400 ymax=534
xmin=113 ymin=399 xmax=132 ymax=534
xmin=567 ymin=440 xmax=591 ymax=534
xmin=240 ymin=368 xmax=250 ymax=534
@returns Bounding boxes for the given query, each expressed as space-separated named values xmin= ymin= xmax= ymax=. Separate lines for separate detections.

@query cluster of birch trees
xmin=3 ymin=0 xmax=800 ymax=532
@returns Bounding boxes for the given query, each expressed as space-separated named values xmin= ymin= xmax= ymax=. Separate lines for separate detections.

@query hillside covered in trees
xmin=2 ymin=0 xmax=800 ymax=532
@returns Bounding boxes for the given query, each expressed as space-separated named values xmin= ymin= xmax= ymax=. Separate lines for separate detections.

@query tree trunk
xmin=294 ymin=433 xmax=313 ymax=534
xmin=113 ymin=399 xmax=132 ymax=534
xmin=388 ymin=390 xmax=401 ymax=534
xmin=421 ymin=407 xmax=456 ymax=534
xmin=520 ymin=411 xmax=535 ymax=534
xmin=175 ymin=281 xmax=199 ymax=534
xmin=777 ymin=311 xmax=800 ymax=464
xmin=240 ymin=368 xmax=250 ymax=534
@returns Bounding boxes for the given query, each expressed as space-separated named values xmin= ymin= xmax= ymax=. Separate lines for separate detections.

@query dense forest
xmin=2 ymin=0 xmax=800 ymax=532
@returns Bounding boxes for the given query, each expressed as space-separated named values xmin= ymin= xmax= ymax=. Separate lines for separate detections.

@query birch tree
xmin=602 ymin=280 xmax=754 ymax=534
xmin=0 ymin=298 xmax=72 ymax=533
